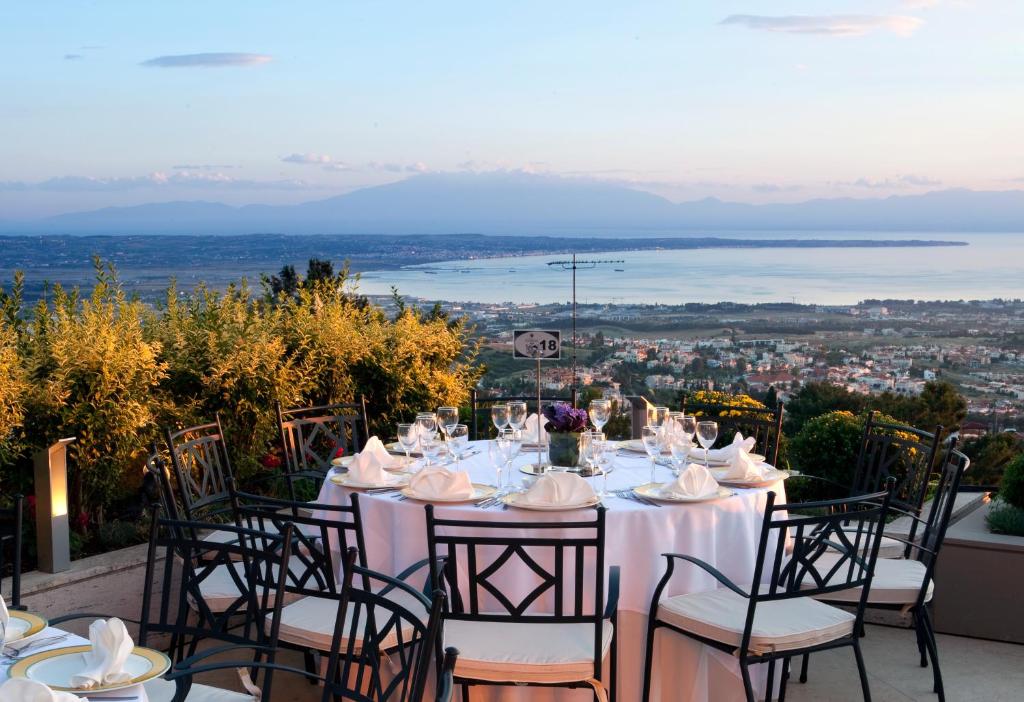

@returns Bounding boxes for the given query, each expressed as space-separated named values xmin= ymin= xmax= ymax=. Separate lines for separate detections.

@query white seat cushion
xmin=810 ymin=553 xmax=932 ymax=605
xmin=657 ymin=588 xmax=855 ymax=655
xmin=443 ymin=618 xmax=613 ymax=684
xmin=190 ymin=558 xmax=306 ymax=612
xmin=276 ymin=587 xmax=429 ymax=651
xmin=145 ymin=677 xmax=255 ymax=702
xmin=838 ymin=527 xmax=907 ymax=559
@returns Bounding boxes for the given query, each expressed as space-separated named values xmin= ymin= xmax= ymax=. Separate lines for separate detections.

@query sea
xmin=355 ymin=231 xmax=1024 ymax=306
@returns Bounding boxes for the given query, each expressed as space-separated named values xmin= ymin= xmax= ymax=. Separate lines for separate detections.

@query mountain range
xmin=4 ymin=172 xmax=1024 ymax=236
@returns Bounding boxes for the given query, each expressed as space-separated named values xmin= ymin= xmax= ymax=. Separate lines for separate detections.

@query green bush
xmin=999 ymin=454 xmax=1024 ymax=510
xmin=986 ymin=500 xmax=1024 ymax=537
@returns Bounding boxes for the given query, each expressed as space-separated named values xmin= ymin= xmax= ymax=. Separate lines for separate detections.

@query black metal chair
xmin=468 ymin=390 xmax=575 ymax=440
xmin=436 ymin=647 xmax=459 ymax=702
xmin=276 ymin=399 xmax=369 ymax=498
xmin=641 ymin=486 xmax=894 ymax=702
xmin=0 ymin=494 xmax=24 ymax=610
xmin=681 ymin=399 xmax=785 ymax=466
xmin=53 ymin=516 xmax=295 ymax=701
xmin=164 ymin=416 xmax=236 ymax=525
xmin=801 ymin=443 xmax=970 ymax=702
xmin=425 ymin=504 xmax=619 ymax=701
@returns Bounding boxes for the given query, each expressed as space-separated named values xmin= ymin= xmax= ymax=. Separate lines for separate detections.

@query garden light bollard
xmin=33 ymin=437 xmax=75 ymax=573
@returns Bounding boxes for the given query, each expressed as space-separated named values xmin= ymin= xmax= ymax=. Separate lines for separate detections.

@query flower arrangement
xmin=543 ymin=402 xmax=589 ymax=434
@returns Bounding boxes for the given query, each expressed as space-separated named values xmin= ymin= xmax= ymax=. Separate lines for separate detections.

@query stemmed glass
xmin=680 ymin=415 xmax=697 ymax=444
xmin=580 ymin=431 xmax=603 ymax=475
xmin=489 ymin=438 xmax=505 ymax=489
xmin=436 ymin=407 xmax=459 ymax=443
xmin=595 ymin=437 xmax=613 ymax=497
xmin=421 ymin=432 xmax=442 ymax=467
xmin=507 ymin=401 xmax=528 ymax=433
xmin=448 ymin=424 xmax=469 ymax=469
xmin=642 ymin=425 xmax=663 ymax=485
xmin=669 ymin=434 xmax=692 ymax=477
xmin=415 ymin=412 xmax=437 ymax=442
xmin=649 ymin=406 xmax=670 ymax=427
xmin=696 ymin=420 xmax=719 ymax=471
xmin=588 ymin=399 xmax=611 ymax=433
xmin=499 ymin=427 xmax=522 ymax=478
xmin=491 ymin=404 xmax=510 ymax=436
xmin=396 ymin=423 xmax=418 ymax=463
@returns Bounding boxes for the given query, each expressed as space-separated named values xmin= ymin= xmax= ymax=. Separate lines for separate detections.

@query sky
xmin=1 ymin=0 xmax=1022 ymax=218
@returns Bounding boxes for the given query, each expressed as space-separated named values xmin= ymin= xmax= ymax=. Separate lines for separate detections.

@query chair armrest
xmin=662 ymin=554 xmax=749 ymax=598
xmin=391 ymin=556 xmax=448 ymax=600
xmin=603 ymin=566 xmax=621 ymax=620
xmin=173 ymin=643 xmax=279 ymax=671
xmin=48 ymin=613 xmax=142 ymax=627
xmin=162 ymin=659 xmax=324 ymax=699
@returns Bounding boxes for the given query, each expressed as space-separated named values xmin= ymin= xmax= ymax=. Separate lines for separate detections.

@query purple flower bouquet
xmin=542 ymin=402 xmax=589 ymax=434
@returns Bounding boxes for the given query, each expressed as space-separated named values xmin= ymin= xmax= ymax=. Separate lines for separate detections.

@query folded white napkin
xmin=720 ymin=448 xmax=770 ymax=482
xmin=663 ymin=464 xmax=720 ymax=498
xmin=0 ymin=679 xmax=85 ymax=702
xmin=347 ymin=444 xmax=391 ymax=484
xmin=70 ymin=617 xmax=134 ymax=690
xmin=704 ymin=432 xmax=756 ymax=462
xmin=519 ymin=472 xmax=596 ymax=507
xmin=362 ymin=436 xmax=394 ymax=462
xmin=409 ymin=465 xmax=475 ymax=500
xmin=520 ymin=414 xmax=548 ymax=444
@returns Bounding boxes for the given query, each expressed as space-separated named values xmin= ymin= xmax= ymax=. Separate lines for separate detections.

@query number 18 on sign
xmin=513 ymin=330 xmax=561 ymax=473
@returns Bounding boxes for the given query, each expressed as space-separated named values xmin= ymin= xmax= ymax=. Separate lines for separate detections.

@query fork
xmin=2 ymin=633 xmax=70 ymax=660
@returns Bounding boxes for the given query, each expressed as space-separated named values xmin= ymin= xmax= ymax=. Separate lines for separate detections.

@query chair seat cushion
xmin=190 ymin=558 xmax=305 ymax=612
xmin=657 ymin=588 xmax=855 ymax=655
xmin=145 ymin=677 xmax=254 ymax=702
xmin=838 ymin=527 xmax=906 ymax=559
xmin=276 ymin=587 xmax=429 ymax=651
xmin=443 ymin=618 xmax=613 ymax=684
xmin=810 ymin=553 xmax=932 ymax=605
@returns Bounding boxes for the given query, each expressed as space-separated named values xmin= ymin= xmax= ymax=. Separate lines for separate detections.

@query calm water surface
xmin=357 ymin=232 xmax=1024 ymax=305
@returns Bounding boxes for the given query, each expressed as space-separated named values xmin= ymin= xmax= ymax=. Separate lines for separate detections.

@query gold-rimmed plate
xmin=501 ymin=493 xmax=601 ymax=511
xmin=3 ymin=611 xmax=48 ymax=645
xmin=8 ymin=645 xmax=171 ymax=693
xmin=329 ymin=472 xmax=411 ymax=489
xmin=633 ymin=483 xmax=735 ymax=503
xmin=330 ymin=455 xmax=415 ymax=472
xmin=687 ymin=448 xmax=766 ymax=466
xmin=399 ymin=484 xmax=496 ymax=503
xmin=710 ymin=468 xmax=790 ymax=489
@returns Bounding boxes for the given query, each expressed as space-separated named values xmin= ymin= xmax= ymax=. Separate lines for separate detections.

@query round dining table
xmin=314 ymin=439 xmax=788 ymax=702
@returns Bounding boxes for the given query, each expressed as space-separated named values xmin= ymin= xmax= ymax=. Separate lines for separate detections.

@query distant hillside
xmin=4 ymin=171 xmax=1024 ymax=235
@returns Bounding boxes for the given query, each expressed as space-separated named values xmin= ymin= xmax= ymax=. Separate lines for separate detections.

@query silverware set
xmin=1 ymin=633 xmax=70 ymax=661
xmin=614 ymin=489 xmax=661 ymax=507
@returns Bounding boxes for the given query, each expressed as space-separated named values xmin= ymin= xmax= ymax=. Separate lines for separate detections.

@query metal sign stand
xmin=512 ymin=329 xmax=561 ymax=475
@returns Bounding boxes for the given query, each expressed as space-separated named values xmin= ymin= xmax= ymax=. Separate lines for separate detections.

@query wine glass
xmin=415 ymin=412 xmax=437 ymax=440
xmin=653 ymin=406 xmax=670 ymax=427
xmin=396 ymin=423 xmax=417 ymax=463
xmin=488 ymin=438 xmax=505 ymax=489
xmin=595 ymin=437 xmax=613 ymax=497
xmin=580 ymin=430 xmax=602 ymax=475
xmin=696 ymin=420 xmax=719 ymax=471
xmin=436 ymin=407 xmax=459 ymax=441
xmin=669 ymin=434 xmax=692 ymax=477
xmin=500 ymin=427 xmax=522 ymax=476
xmin=421 ymin=432 xmax=443 ymax=467
xmin=491 ymin=404 xmax=510 ymax=435
xmin=507 ymin=401 xmax=528 ymax=432
xmin=642 ymin=424 xmax=663 ymax=485
xmin=681 ymin=415 xmax=697 ymax=443
xmin=448 ymin=424 xmax=469 ymax=469
xmin=588 ymin=399 xmax=611 ymax=433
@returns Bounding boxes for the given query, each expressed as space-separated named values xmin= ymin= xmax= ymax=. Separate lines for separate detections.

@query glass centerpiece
xmin=543 ymin=402 xmax=589 ymax=468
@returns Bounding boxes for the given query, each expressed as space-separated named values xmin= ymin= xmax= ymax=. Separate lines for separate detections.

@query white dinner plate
xmin=686 ymin=448 xmax=767 ymax=465
xmin=386 ymin=441 xmax=428 ymax=458
xmin=329 ymin=472 xmax=411 ymax=489
xmin=632 ymin=483 xmax=735 ymax=503
xmin=619 ymin=439 xmax=650 ymax=453
xmin=399 ymin=484 xmax=496 ymax=503
xmin=3 ymin=611 xmax=48 ymax=644
xmin=8 ymin=645 xmax=171 ymax=693
xmin=330 ymin=455 xmax=414 ymax=472
xmin=501 ymin=493 xmax=602 ymax=511
xmin=710 ymin=468 xmax=790 ymax=489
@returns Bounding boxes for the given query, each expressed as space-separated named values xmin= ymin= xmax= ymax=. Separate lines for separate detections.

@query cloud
xmin=172 ymin=164 xmax=236 ymax=170
xmin=0 ymin=171 xmax=319 ymax=192
xmin=720 ymin=14 xmax=924 ymax=37
xmin=282 ymin=153 xmax=333 ymax=165
xmin=140 ymin=52 xmax=272 ymax=68
xmin=63 ymin=54 xmax=84 ymax=61
xmin=834 ymin=174 xmax=942 ymax=189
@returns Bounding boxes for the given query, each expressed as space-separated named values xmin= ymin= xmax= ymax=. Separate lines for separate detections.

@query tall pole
xmin=572 ymin=253 xmax=577 ymax=403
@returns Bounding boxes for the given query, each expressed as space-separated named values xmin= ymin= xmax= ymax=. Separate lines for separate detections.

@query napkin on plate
xmin=719 ymin=447 xmax=771 ymax=482
xmin=361 ymin=436 xmax=395 ymax=463
xmin=347 ymin=444 xmax=391 ymax=484
xmin=704 ymin=432 xmax=756 ymax=462
xmin=519 ymin=472 xmax=596 ymax=507
xmin=408 ymin=465 xmax=475 ymax=500
xmin=662 ymin=464 xmax=720 ymax=499
xmin=520 ymin=414 xmax=548 ymax=445
xmin=0 ymin=679 xmax=85 ymax=702
xmin=70 ymin=617 xmax=134 ymax=690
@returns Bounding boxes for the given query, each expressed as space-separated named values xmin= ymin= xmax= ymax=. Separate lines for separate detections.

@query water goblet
xmin=669 ymin=435 xmax=692 ymax=477
xmin=421 ymin=432 xmax=443 ymax=468
xmin=397 ymin=423 xmax=418 ymax=462
xmin=415 ymin=412 xmax=437 ymax=439
xmin=491 ymin=404 xmax=510 ymax=435
xmin=507 ymin=401 xmax=528 ymax=432
xmin=448 ymin=424 xmax=469 ymax=469
xmin=488 ymin=438 xmax=505 ymax=489
xmin=595 ymin=438 xmax=614 ymax=497
xmin=653 ymin=406 xmax=671 ymax=427
xmin=500 ymin=427 xmax=522 ymax=476
xmin=642 ymin=424 xmax=663 ymax=485
xmin=696 ymin=420 xmax=719 ymax=471
xmin=588 ymin=399 xmax=611 ymax=433
xmin=436 ymin=406 xmax=459 ymax=441
xmin=681 ymin=415 xmax=697 ymax=443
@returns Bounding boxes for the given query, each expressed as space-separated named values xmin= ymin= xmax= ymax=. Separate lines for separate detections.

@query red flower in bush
xmin=333 ymin=445 xmax=345 ymax=458
xmin=259 ymin=453 xmax=282 ymax=469
xmin=75 ymin=511 xmax=90 ymax=531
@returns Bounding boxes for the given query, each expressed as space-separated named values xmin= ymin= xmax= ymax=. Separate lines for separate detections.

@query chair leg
xmin=641 ymin=621 xmax=658 ymax=702
xmin=609 ymin=615 xmax=618 ymax=702
xmin=766 ymin=659 xmax=777 ymax=702
xmin=799 ymin=653 xmax=810 ymax=684
xmin=921 ymin=608 xmax=945 ymax=702
xmin=302 ymin=649 xmax=317 ymax=685
xmin=912 ymin=608 xmax=928 ymax=668
xmin=739 ymin=660 xmax=756 ymax=702
xmin=460 ymin=682 xmax=471 ymax=702
xmin=852 ymin=640 xmax=872 ymax=702
xmin=779 ymin=657 xmax=791 ymax=702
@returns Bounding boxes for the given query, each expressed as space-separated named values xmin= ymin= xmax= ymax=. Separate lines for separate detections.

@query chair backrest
xmin=853 ymin=412 xmax=941 ymax=546
xmin=913 ymin=442 xmax=969 ymax=606
xmin=0 ymin=495 xmax=23 ymax=609
xmin=743 ymin=488 xmax=893 ymax=656
xmin=321 ymin=549 xmax=447 ymax=702
xmin=425 ymin=505 xmax=607 ymax=678
xmin=165 ymin=416 xmax=235 ymax=522
xmin=469 ymin=391 xmax=574 ymax=440
xmin=681 ymin=399 xmax=785 ymax=466
xmin=277 ymin=399 xmax=369 ymax=479
xmin=139 ymin=516 xmax=293 ymax=698
xmin=234 ymin=488 xmax=368 ymax=598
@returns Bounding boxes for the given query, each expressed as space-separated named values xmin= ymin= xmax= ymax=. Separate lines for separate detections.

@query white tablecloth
xmin=314 ymin=440 xmax=788 ymax=702
xmin=0 ymin=626 xmax=148 ymax=700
